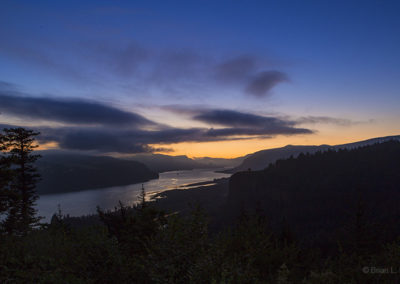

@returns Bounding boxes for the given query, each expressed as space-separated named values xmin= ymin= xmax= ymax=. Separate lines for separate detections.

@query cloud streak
xmin=0 ymin=90 xmax=155 ymax=127
xmin=192 ymin=109 xmax=294 ymax=128
xmin=295 ymin=116 xmax=372 ymax=126
xmin=192 ymin=109 xmax=312 ymax=137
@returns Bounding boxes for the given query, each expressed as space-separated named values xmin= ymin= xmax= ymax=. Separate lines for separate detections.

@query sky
xmin=0 ymin=0 xmax=399 ymax=158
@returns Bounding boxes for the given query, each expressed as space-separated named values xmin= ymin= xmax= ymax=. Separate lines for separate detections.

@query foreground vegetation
xmin=2 ymin=198 xmax=400 ymax=283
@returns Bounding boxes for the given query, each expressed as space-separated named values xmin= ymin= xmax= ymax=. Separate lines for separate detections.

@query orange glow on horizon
xmin=36 ymin=141 xmax=59 ymax=151
xmin=32 ymin=121 xmax=399 ymax=158
xmin=151 ymin=125 xmax=400 ymax=158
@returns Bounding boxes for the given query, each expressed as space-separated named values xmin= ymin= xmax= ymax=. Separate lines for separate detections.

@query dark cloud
xmin=245 ymin=71 xmax=289 ymax=97
xmin=58 ymin=129 xmax=153 ymax=153
xmin=296 ymin=116 xmax=354 ymax=126
xmin=214 ymin=56 xmax=289 ymax=97
xmin=205 ymin=127 xmax=311 ymax=137
xmin=215 ymin=55 xmax=256 ymax=82
xmin=0 ymin=91 xmax=155 ymax=127
xmin=34 ymin=126 xmax=222 ymax=153
xmin=192 ymin=109 xmax=312 ymax=136
xmin=193 ymin=109 xmax=294 ymax=128
xmin=61 ymin=134 xmax=151 ymax=153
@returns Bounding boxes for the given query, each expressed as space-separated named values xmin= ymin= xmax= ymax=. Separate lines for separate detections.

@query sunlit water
xmin=36 ymin=168 xmax=230 ymax=221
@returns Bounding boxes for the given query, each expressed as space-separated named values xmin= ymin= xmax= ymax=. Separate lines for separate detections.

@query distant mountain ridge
xmin=228 ymin=135 xmax=400 ymax=173
xmin=126 ymin=153 xmax=244 ymax=172
xmin=125 ymin=154 xmax=204 ymax=173
xmin=193 ymin=156 xmax=247 ymax=168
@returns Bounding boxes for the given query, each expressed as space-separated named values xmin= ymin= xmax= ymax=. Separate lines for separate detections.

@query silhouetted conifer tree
xmin=138 ymin=184 xmax=146 ymax=209
xmin=0 ymin=136 xmax=7 ymax=202
xmin=0 ymin=135 xmax=12 ymax=222
xmin=0 ymin=128 xmax=42 ymax=235
xmin=98 ymin=186 xmax=166 ymax=256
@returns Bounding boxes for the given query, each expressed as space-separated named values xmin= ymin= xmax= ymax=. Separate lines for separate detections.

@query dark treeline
xmin=1 ymin=129 xmax=400 ymax=283
xmin=228 ymin=140 xmax=400 ymax=249
xmin=3 ymin=191 xmax=400 ymax=282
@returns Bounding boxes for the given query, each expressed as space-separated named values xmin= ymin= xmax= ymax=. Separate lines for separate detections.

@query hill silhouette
xmin=36 ymin=152 xmax=158 ymax=194
xmin=228 ymin=135 xmax=400 ymax=173
xmin=126 ymin=153 xmax=243 ymax=172
xmin=227 ymin=140 xmax=400 ymax=245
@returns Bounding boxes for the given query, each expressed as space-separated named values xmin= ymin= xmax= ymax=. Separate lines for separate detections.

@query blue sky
xmin=1 ymin=0 xmax=399 ymax=157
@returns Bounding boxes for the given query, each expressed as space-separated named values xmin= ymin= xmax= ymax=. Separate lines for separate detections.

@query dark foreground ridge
xmin=228 ymin=140 xmax=400 ymax=246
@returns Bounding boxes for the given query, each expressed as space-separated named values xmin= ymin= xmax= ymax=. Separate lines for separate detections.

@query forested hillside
xmin=228 ymin=140 xmax=400 ymax=246
xmin=229 ymin=135 xmax=400 ymax=172
xmin=37 ymin=153 xmax=158 ymax=194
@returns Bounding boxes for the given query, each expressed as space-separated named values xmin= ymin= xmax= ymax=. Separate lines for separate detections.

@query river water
xmin=36 ymin=168 xmax=230 ymax=220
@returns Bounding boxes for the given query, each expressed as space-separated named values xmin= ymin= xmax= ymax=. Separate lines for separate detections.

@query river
xmin=36 ymin=168 xmax=230 ymax=221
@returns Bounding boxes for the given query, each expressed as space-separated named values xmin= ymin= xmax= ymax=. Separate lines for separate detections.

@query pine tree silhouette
xmin=1 ymin=128 xmax=42 ymax=235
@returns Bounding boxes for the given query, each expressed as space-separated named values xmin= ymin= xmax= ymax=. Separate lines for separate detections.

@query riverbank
xmin=36 ymin=168 xmax=231 ymax=220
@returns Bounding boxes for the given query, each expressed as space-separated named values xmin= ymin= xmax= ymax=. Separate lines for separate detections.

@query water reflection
xmin=36 ymin=168 xmax=230 ymax=220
